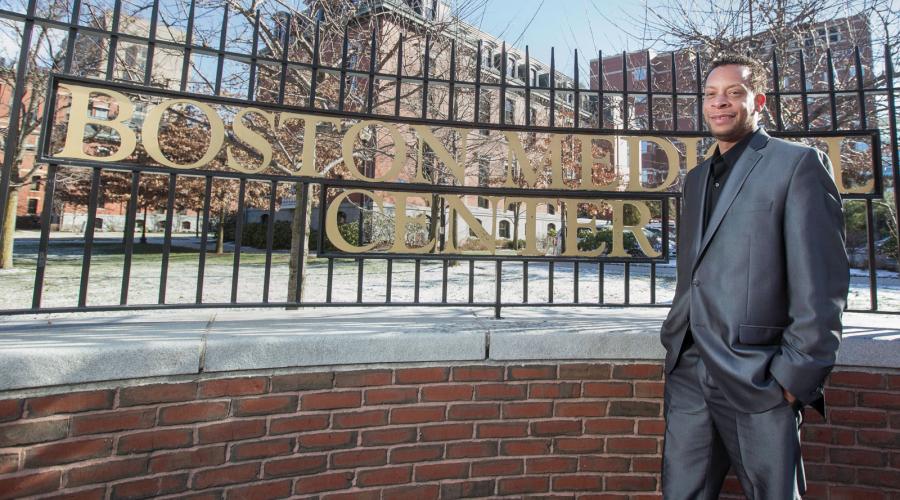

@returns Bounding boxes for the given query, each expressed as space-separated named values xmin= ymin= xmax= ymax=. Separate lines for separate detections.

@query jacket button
xmin=691 ymin=279 xmax=700 ymax=287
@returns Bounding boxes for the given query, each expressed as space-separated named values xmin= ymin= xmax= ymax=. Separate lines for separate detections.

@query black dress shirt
xmin=703 ymin=129 xmax=759 ymax=233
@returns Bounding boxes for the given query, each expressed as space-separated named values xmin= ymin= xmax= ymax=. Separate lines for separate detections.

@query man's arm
xmin=769 ymin=148 xmax=849 ymax=405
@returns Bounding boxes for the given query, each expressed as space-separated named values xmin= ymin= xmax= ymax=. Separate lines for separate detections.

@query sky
xmin=455 ymin=0 xmax=653 ymax=85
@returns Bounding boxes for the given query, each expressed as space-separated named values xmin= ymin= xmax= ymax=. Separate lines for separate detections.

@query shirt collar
xmin=712 ymin=127 xmax=759 ymax=170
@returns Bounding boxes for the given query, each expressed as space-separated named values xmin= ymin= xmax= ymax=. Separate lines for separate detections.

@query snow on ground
xmin=1 ymin=233 xmax=898 ymax=313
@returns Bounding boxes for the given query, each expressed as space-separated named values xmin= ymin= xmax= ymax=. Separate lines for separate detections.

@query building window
xmin=181 ymin=221 xmax=191 ymax=230
xmin=27 ymin=198 xmax=38 ymax=214
xmin=547 ymin=223 xmax=556 ymax=233
xmin=828 ymin=26 xmax=842 ymax=43
xmin=547 ymin=202 xmax=555 ymax=215
xmin=632 ymin=67 xmax=647 ymax=82
xmin=477 ymin=197 xmax=489 ymax=209
xmin=507 ymin=57 xmax=516 ymax=78
xmin=30 ymin=175 xmax=40 ymax=191
xmin=504 ymin=97 xmax=515 ymax=123
xmin=530 ymin=68 xmax=537 ymax=86
xmin=538 ymin=73 xmax=550 ymax=88
xmin=90 ymin=103 xmax=109 ymax=119
xmin=499 ymin=220 xmax=510 ymax=238
xmin=482 ymin=46 xmax=493 ymax=69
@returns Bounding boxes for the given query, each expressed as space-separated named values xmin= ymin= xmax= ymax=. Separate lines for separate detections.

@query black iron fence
xmin=0 ymin=0 xmax=897 ymax=316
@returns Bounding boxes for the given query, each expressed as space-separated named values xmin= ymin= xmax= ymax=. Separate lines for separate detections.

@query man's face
xmin=703 ymin=64 xmax=766 ymax=144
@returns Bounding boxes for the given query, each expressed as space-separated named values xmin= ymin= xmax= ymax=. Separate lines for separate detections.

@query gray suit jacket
xmin=661 ymin=129 xmax=850 ymax=414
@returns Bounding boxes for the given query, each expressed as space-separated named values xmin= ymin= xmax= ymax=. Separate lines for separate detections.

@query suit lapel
xmin=691 ymin=130 xmax=770 ymax=273
xmin=691 ymin=159 xmax=712 ymax=266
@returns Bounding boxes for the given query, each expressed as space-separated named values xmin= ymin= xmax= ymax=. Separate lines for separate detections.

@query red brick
xmin=390 ymin=444 xmax=444 ymax=464
xmin=270 ymin=372 xmax=333 ymax=392
xmin=119 ymin=428 xmax=193 ymax=453
xmin=474 ymin=383 xmax=527 ymax=401
xmin=112 ymin=473 xmax=188 ymax=499
xmin=420 ymin=423 xmax=473 ymax=441
xmin=226 ymin=479 xmax=292 ymax=500
xmin=585 ymin=418 xmax=636 ymax=434
xmin=859 ymin=391 xmax=900 ymax=410
xmin=530 ymin=382 xmax=581 ymax=398
xmin=331 ymin=448 xmax=387 ymax=468
xmin=580 ymin=456 xmax=630 ymax=472
xmin=440 ymin=479 xmax=496 ymax=499
xmin=231 ymin=438 xmax=294 ymax=461
xmin=552 ymin=474 xmax=603 ymax=491
xmin=192 ymin=462 xmax=259 ymax=489
xmin=198 ymin=419 xmax=266 ymax=444
xmin=321 ymin=491 xmax=380 ymax=500
xmin=26 ymin=391 xmax=113 ymax=417
xmin=502 ymin=401 xmax=553 ymax=419
xmin=149 ymin=445 xmax=226 ymax=473
xmin=498 ymin=476 xmax=550 ymax=495
xmin=361 ymin=427 xmax=416 ymax=446
xmin=365 ymin=387 xmax=418 ymax=405
xmin=38 ymin=486 xmax=106 ymax=500
xmin=301 ymin=391 xmax=361 ymax=410
xmin=335 ymin=369 xmax=393 ymax=387
xmin=198 ymin=377 xmax=267 ymax=398
xmin=633 ymin=456 xmax=662 ymax=472
xmin=449 ymin=403 xmax=500 ymax=420
xmin=583 ymin=382 xmax=633 ymax=398
xmin=507 ymin=365 xmax=557 ymax=380
xmin=269 ymin=414 xmax=329 ymax=434
xmin=70 ymin=408 xmax=155 ymax=436
xmin=829 ymin=371 xmax=885 ymax=389
xmin=829 ymin=447 xmax=887 ymax=467
xmin=333 ymin=409 xmax=388 ymax=428
xmin=605 ymin=475 xmax=657 ymax=491
xmin=391 ymin=405 xmax=445 ymax=424
xmin=471 ymin=458 xmax=523 ymax=477
xmin=889 ymin=374 xmax=900 ymax=390
xmin=67 ymin=457 xmax=148 ymax=487
xmin=557 ymin=401 xmax=607 ymax=417
xmin=159 ymin=492 xmax=223 ymax=500
xmin=0 ymin=400 xmax=22 ymax=423
xmin=477 ymin=422 xmax=529 ymax=438
xmin=357 ymin=465 xmax=411 ymax=486
xmin=608 ymin=401 xmax=661 ymax=417
xmin=613 ymin=364 xmax=663 ymax=380
xmin=452 ymin=366 xmax=504 ymax=382
xmin=25 ymin=437 xmax=112 ymax=467
xmin=802 ymin=425 xmax=854 ymax=445
xmin=396 ymin=367 xmax=449 ymax=384
xmin=829 ymin=408 xmax=888 ymax=427
xmin=607 ymin=437 xmax=659 ymax=454
xmin=421 ymin=384 xmax=474 ymax=402
xmin=829 ymin=486 xmax=889 ymax=500
xmin=556 ymin=437 xmax=604 ymax=453
xmin=0 ymin=452 xmax=18 ymax=474
xmin=559 ymin=363 xmax=611 ymax=380
xmin=527 ymin=456 xmax=578 ymax=474
xmin=823 ymin=388 xmax=856 ymax=406
xmin=159 ymin=401 xmax=229 ymax=426
xmin=500 ymin=439 xmax=551 ymax=456
xmin=415 ymin=462 xmax=469 ymax=481
xmin=638 ymin=419 xmax=666 ymax=435
xmin=119 ymin=383 xmax=197 ymax=406
xmin=442 ymin=440 xmax=497 ymax=460
xmin=264 ymin=455 xmax=327 ymax=478
xmin=298 ymin=431 xmax=356 ymax=451
xmin=0 ymin=470 xmax=61 ymax=499
xmin=232 ymin=396 xmax=297 ymax=417
xmin=858 ymin=429 xmax=900 ymax=448
xmin=635 ymin=381 xmax=665 ymax=398
xmin=531 ymin=419 xmax=582 ymax=436
xmin=858 ymin=467 xmax=900 ymax=489
xmin=801 ymin=443 xmax=828 ymax=462
xmin=382 ymin=484 xmax=441 ymax=500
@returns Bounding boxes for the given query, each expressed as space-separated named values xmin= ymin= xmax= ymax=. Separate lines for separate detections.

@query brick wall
xmin=0 ymin=363 xmax=896 ymax=499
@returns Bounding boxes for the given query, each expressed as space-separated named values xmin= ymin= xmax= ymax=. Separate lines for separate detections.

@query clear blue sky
xmin=458 ymin=0 xmax=651 ymax=85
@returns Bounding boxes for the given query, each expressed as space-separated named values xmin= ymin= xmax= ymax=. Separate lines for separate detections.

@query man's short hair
xmin=707 ymin=53 xmax=767 ymax=95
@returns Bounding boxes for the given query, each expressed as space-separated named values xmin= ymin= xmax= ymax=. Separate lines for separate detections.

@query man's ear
xmin=754 ymin=93 xmax=767 ymax=113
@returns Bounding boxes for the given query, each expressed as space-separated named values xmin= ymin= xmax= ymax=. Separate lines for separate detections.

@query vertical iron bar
xmin=366 ymin=27 xmax=376 ymax=113
xmin=421 ymin=33 xmax=431 ymax=119
xmin=119 ymin=171 xmax=138 ymax=305
xmin=64 ymin=0 xmax=82 ymax=73
xmin=338 ymin=25 xmax=349 ymax=111
xmin=771 ymin=50 xmax=783 ymax=131
xmin=196 ymin=176 xmax=212 ymax=303
xmin=143 ymin=0 xmax=160 ymax=86
xmin=230 ymin=178 xmax=246 ymax=303
xmin=308 ymin=19 xmax=321 ymax=108
xmin=105 ymin=0 xmax=122 ymax=78
xmin=573 ymin=261 xmax=579 ymax=303
xmin=158 ymin=173 xmax=176 ymax=304
xmin=548 ymin=261 xmax=554 ymax=304
xmin=213 ymin=3 xmax=229 ymax=95
xmin=179 ymin=0 xmax=196 ymax=91
xmin=262 ymin=180 xmax=277 ymax=302
xmin=865 ymin=199 xmax=878 ymax=311
xmin=522 ymin=260 xmax=529 ymax=303
xmin=885 ymin=44 xmax=900 ymax=271
xmin=386 ymin=258 xmax=393 ymax=302
xmin=624 ymin=262 xmax=631 ymax=304
xmin=798 ymin=49 xmax=809 ymax=131
xmin=598 ymin=262 xmax=604 ymax=304
xmin=247 ymin=10 xmax=260 ymax=100
xmin=448 ymin=39 xmax=457 ymax=120
xmin=827 ymin=48 xmax=837 ymax=131
xmin=357 ymin=258 xmax=364 ymax=303
xmin=525 ymin=46 xmax=531 ymax=126
xmin=468 ymin=259 xmax=475 ymax=303
xmin=574 ymin=49 xmax=580 ymax=128
xmin=474 ymin=40 xmax=482 ymax=125
xmin=293 ymin=182 xmax=309 ymax=303
xmin=77 ymin=167 xmax=102 ymax=308
xmin=494 ymin=260 xmax=501 ymax=318
xmin=277 ymin=13 xmax=290 ymax=105
xmin=414 ymin=260 xmax=421 ymax=303
xmin=394 ymin=33 xmax=403 ymax=117
xmin=499 ymin=42 xmax=507 ymax=125
xmin=671 ymin=51 xmax=677 ymax=131
xmin=597 ymin=50 xmax=604 ymax=129
xmin=31 ymin=163 xmax=58 ymax=309
xmin=549 ymin=47 xmax=556 ymax=126
xmin=326 ymin=257 xmax=334 ymax=302
xmin=622 ymin=51 xmax=629 ymax=130
xmin=646 ymin=50 xmax=652 ymax=130
xmin=650 ymin=263 xmax=657 ymax=304
xmin=855 ymin=46 xmax=867 ymax=129
xmin=441 ymin=259 xmax=448 ymax=303
xmin=695 ymin=50 xmax=703 ymax=132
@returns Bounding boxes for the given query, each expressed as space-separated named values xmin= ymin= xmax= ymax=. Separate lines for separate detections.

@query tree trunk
xmin=0 ymin=187 xmax=17 ymax=269
xmin=216 ymin=208 xmax=225 ymax=255
xmin=288 ymin=182 xmax=313 ymax=303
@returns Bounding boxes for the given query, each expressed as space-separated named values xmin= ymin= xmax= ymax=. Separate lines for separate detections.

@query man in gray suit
xmin=660 ymin=54 xmax=849 ymax=499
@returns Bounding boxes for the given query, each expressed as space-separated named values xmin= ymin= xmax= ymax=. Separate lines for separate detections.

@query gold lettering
xmin=562 ymin=200 xmax=606 ymax=257
xmin=625 ymin=136 xmax=681 ymax=192
xmin=609 ymin=200 xmax=660 ymax=257
xmin=575 ymin=134 xmax=621 ymax=189
xmin=59 ymin=84 xmax=137 ymax=162
xmin=325 ymin=189 xmax=381 ymax=253
xmin=389 ymin=192 xmax=436 ymax=253
xmin=503 ymin=131 xmax=564 ymax=188
xmin=142 ymin=98 xmax=225 ymax=169
xmin=227 ymin=108 xmax=275 ymax=173
xmin=442 ymin=195 xmax=499 ymax=254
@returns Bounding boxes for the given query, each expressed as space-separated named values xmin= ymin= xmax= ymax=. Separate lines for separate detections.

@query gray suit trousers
xmin=662 ymin=339 xmax=805 ymax=499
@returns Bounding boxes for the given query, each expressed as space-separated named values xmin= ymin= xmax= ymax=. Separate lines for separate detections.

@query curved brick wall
xmin=0 ymin=362 xmax=897 ymax=499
